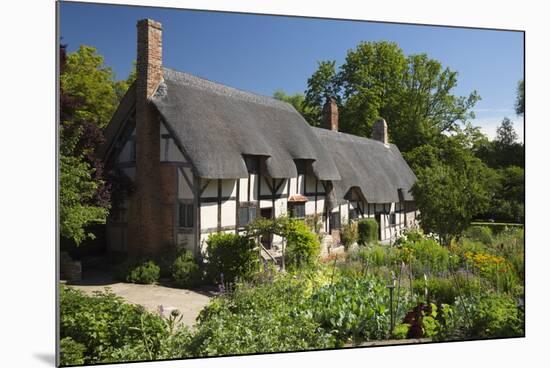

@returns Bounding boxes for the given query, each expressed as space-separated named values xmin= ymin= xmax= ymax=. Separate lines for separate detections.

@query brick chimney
xmin=322 ymin=97 xmax=338 ymax=131
xmin=128 ymin=19 xmax=164 ymax=257
xmin=372 ymin=118 xmax=389 ymax=145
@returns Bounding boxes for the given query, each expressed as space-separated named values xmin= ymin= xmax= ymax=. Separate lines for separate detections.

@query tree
xmin=59 ymin=45 xmax=134 ymax=245
xmin=61 ymin=45 xmax=122 ymax=128
xmin=515 ymin=80 xmax=524 ymax=116
xmin=411 ymin=161 xmax=492 ymax=245
xmin=495 ymin=117 xmax=518 ymax=147
xmin=273 ymin=90 xmax=315 ymax=121
xmin=303 ymin=41 xmax=480 ymax=152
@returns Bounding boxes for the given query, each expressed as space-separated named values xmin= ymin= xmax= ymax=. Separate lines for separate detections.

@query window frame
xmin=178 ymin=200 xmax=194 ymax=228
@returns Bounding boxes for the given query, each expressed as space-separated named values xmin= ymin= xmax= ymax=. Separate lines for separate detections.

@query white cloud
xmin=471 ymin=116 xmax=524 ymax=143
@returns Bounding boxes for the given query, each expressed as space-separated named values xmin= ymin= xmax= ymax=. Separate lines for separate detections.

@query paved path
xmin=64 ymin=271 xmax=214 ymax=329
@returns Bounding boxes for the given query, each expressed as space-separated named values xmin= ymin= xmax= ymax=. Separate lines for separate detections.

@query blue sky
xmin=59 ymin=1 xmax=524 ymax=141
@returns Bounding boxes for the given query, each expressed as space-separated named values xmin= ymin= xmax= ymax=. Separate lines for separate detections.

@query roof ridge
xmin=162 ymin=67 xmax=295 ymax=112
xmin=311 ymin=126 xmax=395 ymax=148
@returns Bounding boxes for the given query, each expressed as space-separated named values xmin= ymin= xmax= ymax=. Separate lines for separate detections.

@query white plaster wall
xmin=288 ymin=177 xmax=297 ymax=196
xmin=274 ymin=198 xmax=287 ymax=217
xmin=340 ymin=203 xmax=349 ymax=224
xmin=221 ymin=199 xmax=236 ymax=227
xmin=221 ymin=179 xmax=236 ymax=197
xmin=249 ymin=174 xmax=258 ymax=201
xmin=201 ymin=179 xmax=218 ymax=198
xmin=259 ymin=199 xmax=272 ymax=208
xmin=200 ymin=203 xmax=217 ymax=230
xmin=238 ymin=178 xmax=248 ymax=202
xmin=305 ymin=198 xmax=316 ymax=216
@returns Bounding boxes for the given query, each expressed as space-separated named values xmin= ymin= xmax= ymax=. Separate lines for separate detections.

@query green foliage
xmin=303 ymin=41 xmax=479 ymax=152
xmin=411 ymin=161 xmax=492 ymax=245
xmin=412 ymin=275 xmax=481 ymax=305
xmin=392 ymin=323 xmax=410 ymax=339
xmin=515 ymin=80 xmax=524 ymax=116
xmin=357 ymin=218 xmax=379 ymax=245
xmin=340 ymin=221 xmax=358 ymax=250
xmin=61 ymin=45 xmax=125 ymax=128
xmin=191 ymin=276 xmax=334 ymax=356
xmin=401 ymin=238 xmax=459 ymax=276
xmin=308 ymin=276 xmax=405 ymax=345
xmin=59 ymin=154 xmax=109 ymax=245
xmin=171 ymin=251 xmax=202 ymax=288
xmin=205 ymin=233 xmax=259 ymax=283
xmin=273 ymin=90 xmax=316 ymax=123
xmin=121 ymin=260 xmax=160 ymax=284
xmin=463 ymin=226 xmax=493 ymax=245
xmin=60 ymin=286 xmax=170 ymax=364
xmin=453 ymin=291 xmax=523 ymax=339
xmin=283 ymin=219 xmax=320 ymax=269
xmin=60 ymin=337 xmax=86 ymax=366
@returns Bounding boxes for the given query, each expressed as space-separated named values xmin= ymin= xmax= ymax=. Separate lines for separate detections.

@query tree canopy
xmin=302 ymin=41 xmax=480 ymax=153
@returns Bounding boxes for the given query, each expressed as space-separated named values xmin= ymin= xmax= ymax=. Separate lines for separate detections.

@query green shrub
xmin=463 ymin=226 xmax=493 ymax=245
xmin=60 ymin=337 xmax=86 ymax=366
xmin=453 ymin=291 xmax=524 ymax=339
xmin=283 ymin=219 xmax=320 ymax=269
xmin=308 ymin=276 xmax=406 ymax=345
xmin=402 ymin=238 xmax=458 ymax=276
xmin=412 ymin=275 xmax=482 ymax=305
xmin=124 ymin=260 xmax=160 ymax=284
xmin=357 ymin=219 xmax=378 ymax=245
xmin=190 ymin=275 xmax=334 ymax=356
xmin=205 ymin=233 xmax=259 ymax=283
xmin=172 ymin=251 xmax=201 ymax=288
xmin=392 ymin=323 xmax=410 ymax=339
xmin=340 ymin=221 xmax=358 ymax=250
xmin=60 ymin=286 xmax=169 ymax=364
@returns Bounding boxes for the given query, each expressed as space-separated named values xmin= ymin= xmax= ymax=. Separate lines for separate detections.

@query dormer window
xmin=244 ymin=155 xmax=259 ymax=174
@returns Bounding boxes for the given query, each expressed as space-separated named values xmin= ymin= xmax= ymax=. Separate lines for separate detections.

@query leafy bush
xmin=401 ymin=238 xmax=459 ymax=276
xmin=172 ymin=251 xmax=202 ymax=288
xmin=308 ymin=276 xmax=404 ymax=345
xmin=60 ymin=286 xmax=169 ymax=364
xmin=453 ymin=291 xmax=523 ymax=339
xmin=357 ymin=219 xmax=379 ymax=245
xmin=283 ymin=219 xmax=320 ymax=269
xmin=205 ymin=233 xmax=259 ymax=283
xmin=463 ymin=226 xmax=493 ymax=245
xmin=348 ymin=244 xmax=400 ymax=270
xmin=122 ymin=260 xmax=160 ymax=284
xmin=340 ymin=221 xmax=358 ymax=250
xmin=412 ymin=275 xmax=481 ymax=305
xmin=190 ymin=275 xmax=334 ymax=356
xmin=60 ymin=337 xmax=86 ymax=366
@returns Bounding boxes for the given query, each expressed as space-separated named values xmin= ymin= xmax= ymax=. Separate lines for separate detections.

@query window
xmin=244 ymin=156 xmax=259 ymax=174
xmin=389 ymin=213 xmax=396 ymax=226
xmin=330 ymin=212 xmax=341 ymax=230
xmin=178 ymin=201 xmax=194 ymax=228
xmin=238 ymin=204 xmax=257 ymax=226
xmin=349 ymin=208 xmax=358 ymax=221
xmin=288 ymin=202 xmax=305 ymax=219
xmin=295 ymin=160 xmax=307 ymax=175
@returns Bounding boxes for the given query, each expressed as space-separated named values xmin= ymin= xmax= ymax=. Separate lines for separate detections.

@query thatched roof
xmin=152 ymin=68 xmax=341 ymax=180
xmin=101 ymin=68 xmax=416 ymax=204
xmin=312 ymin=127 xmax=416 ymax=204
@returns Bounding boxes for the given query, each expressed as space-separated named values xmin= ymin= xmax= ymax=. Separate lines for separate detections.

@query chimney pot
xmin=372 ymin=118 xmax=389 ymax=145
xmin=322 ymin=97 xmax=339 ymax=132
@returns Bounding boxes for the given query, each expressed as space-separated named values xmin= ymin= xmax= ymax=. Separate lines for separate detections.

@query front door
xmin=260 ymin=208 xmax=273 ymax=249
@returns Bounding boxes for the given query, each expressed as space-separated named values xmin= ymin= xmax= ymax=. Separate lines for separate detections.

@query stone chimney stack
xmin=372 ymin=118 xmax=389 ymax=145
xmin=128 ymin=19 xmax=164 ymax=256
xmin=322 ymin=97 xmax=339 ymax=132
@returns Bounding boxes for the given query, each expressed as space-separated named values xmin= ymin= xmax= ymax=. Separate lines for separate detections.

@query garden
xmin=59 ymin=217 xmax=524 ymax=366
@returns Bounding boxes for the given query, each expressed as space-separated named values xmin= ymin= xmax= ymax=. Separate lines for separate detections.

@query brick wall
xmin=127 ymin=19 xmax=166 ymax=257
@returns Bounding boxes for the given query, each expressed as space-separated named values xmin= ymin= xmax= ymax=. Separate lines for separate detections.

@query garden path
xmin=65 ymin=269 xmax=213 ymax=329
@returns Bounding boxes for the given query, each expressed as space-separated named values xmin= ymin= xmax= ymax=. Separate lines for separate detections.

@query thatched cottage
xmin=100 ymin=19 xmax=418 ymax=258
